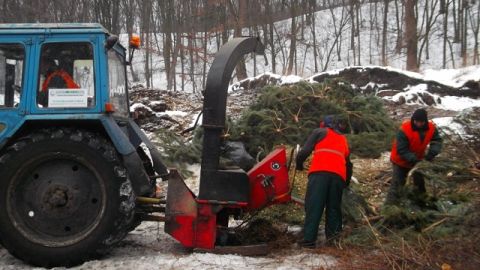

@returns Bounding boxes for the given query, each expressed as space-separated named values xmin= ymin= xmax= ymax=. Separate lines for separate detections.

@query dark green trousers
xmin=385 ymin=163 xmax=426 ymax=204
xmin=304 ymin=172 xmax=346 ymax=243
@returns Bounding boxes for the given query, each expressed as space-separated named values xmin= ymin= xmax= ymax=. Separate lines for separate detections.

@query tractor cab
xmin=0 ymin=24 xmax=129 ymax=135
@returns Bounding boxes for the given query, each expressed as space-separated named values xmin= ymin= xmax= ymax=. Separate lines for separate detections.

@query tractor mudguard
xmin=100 ymin=116 xmax=153 ymax=196
xmin=126 ymin=119 xmax=169 ymax=178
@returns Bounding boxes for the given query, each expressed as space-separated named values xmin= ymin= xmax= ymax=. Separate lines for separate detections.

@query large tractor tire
xmin=0 ymin=128 xmax=135 ymax=267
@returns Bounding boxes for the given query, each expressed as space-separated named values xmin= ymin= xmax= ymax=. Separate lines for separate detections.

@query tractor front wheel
xmin=0 ymin=128 xmax=135 ymax=267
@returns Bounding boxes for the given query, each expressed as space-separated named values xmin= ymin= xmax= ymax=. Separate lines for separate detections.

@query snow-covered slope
xmin=123 ymin=0 xmax=479 ymax=92
xmin=229 ymin=65 xmax=480 ymax=112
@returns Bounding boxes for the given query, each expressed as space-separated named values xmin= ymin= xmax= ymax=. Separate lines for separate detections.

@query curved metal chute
xmin=199 ymin=37 xmax=265 ymax=200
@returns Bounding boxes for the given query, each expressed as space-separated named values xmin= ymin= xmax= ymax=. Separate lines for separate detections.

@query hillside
xmin=125 ymin=0 xmax=480 ymax=92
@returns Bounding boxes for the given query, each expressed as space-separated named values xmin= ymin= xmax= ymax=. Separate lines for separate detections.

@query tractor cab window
xmin=37 ymin=42 xmax=95 ymax=108
xmin=108 ymin=50 xmax=128 ymax=116
xmin=0 ymin=44 xmax=24 ymax=108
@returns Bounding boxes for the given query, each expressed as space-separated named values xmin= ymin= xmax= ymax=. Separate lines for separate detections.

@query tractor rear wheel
xmin=0 ymin=128 xmax=135 ymax=267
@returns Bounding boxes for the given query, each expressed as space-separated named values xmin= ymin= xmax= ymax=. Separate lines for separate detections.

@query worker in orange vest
xmin=296 ymin=115 xmax=353 ymax=248
xmin=38 ymin=58 xmax=79 ymax=106
xmin=41 ymin=68 xmax=79 ymax=92
xmin=385 ymin=109 xmax=442 ymax=204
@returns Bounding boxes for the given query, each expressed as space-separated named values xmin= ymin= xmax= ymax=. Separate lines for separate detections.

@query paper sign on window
xmin=48 ymin=88 xmax=88 ymax=108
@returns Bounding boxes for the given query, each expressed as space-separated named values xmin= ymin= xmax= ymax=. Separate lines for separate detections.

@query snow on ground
xmin=0 ymin=222 xmax=336 ymax=270
xmin=423 ymin=65 xmax=480 ymax=88
xmin=353 ymin=74 xmax=480 ymax=111
xmin=155 ymin=110 xmax=189 ymax=118
xmin=433 ymin=106 xmax=480 ymax=139
xmin=388 ymin=92 xmax=480 ymax=112
xmin=279 ymin=75 xmax=304 ymax=85
xmin=229 ymin=72 xmax=304 ymax=92
xmin=307 ymin=65 xmax=425 ymax=82
xmin=432 ymin=117 xmax=466 ymax=136
xmin=436 ymin=96 xmax=480 ymax=111
xmin=386 ymin=84 xmax=480 ymax=111
xmin=384 ymin=84 xmax=432 ymax=104
xmin=308 ymin=64 xmax=480 ymax=88
xmin=129 ymin=102 xmax=153 ymax=113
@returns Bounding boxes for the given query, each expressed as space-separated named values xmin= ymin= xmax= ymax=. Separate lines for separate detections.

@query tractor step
xmin=194 ymin=243 xmax=270 ymax=257
xmin=136 ymin=196 xmax=166 ymax=204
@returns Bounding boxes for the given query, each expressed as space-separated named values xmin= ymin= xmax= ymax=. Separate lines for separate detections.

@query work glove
xmin=425 ymin=153 xmax=435 ymax=162
xmin=409 ymin=158 xmax=419 ymax=167
xmin=295 ymin=164 xmax=304 ymax=171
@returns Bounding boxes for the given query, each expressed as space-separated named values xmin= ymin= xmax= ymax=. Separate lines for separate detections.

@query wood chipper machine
xmin=0 ymin=23 xmax=294 ymax=267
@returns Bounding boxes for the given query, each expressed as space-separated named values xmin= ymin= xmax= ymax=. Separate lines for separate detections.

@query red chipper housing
xmin=163 ymin=37 xmax=294 ymax=251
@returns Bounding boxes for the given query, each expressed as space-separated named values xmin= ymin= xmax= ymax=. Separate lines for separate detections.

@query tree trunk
xmin=405 ymin=0 xmax=419 ymax=71
xmin=310 ymin=0 xmax=318 ymax=73
xmin=355 ymin=1 xmax=361 ymax=65
xmin=382 ymin=0 xmax=389 ymax=65
xmin=453 ymin=0 xmax=459 ymax=42
xmin=266 ymin=0 xmax=277 ymax=74
xmin=227 ymin=0 xmax=248 ymax=80
xmin=443 ymin=0 xmax=449 ymax=68
xmin=141 ymin=0 xmax=152 ymax=88
xmin=461 ymin=1 xmax=468 ymax=66
xmin=286 ymin=3 xmax=297 ymax=75
xmin=350 ymin=0 xmax=356 ymax=64
xmin=470 ymin=1 xmax=480 ymax=64
xmin=394 ymin=0 xmax=403 ymax=54
xmin=111 ymin=1 xmax=120 ymax=34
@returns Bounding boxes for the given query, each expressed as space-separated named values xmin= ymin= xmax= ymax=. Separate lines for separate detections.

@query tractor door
xmin=107 ymin=46 xmax=129 ymax=117
xmin=31 ymin=38 xmax=102 ymax=114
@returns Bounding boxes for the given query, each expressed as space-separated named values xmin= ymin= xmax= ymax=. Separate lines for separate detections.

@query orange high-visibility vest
xmin=308 ymin=128 xmax=350 ymax=181
xmin=41 ymin=70 xmax=79 ymax=92
xmin=390 ymin=120 xmax=436 ymax=168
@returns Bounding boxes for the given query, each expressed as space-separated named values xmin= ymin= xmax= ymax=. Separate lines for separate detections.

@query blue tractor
xmin=0 ymin=24 xmax=289 ymax=267
xmin=0 ymin=23 xmax=170 ymax=266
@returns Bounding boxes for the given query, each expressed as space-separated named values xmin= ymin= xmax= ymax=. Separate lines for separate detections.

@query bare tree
xmin=227 ymin=0 xmax=248 ymax=80
xmin=382 ymin=0 xmax=389 ymax=65
xmin=405 ymin=0 xmax=419 ymax=71
xmin=468 ymin=0 xmax=480 ymax=64
xmin=286 ymin=0 xmax=298 ymax=75
xmin=418 ymin=0 xmax=442 ymax=64
xmin=442 ymin=0 xmax=449 ymax=68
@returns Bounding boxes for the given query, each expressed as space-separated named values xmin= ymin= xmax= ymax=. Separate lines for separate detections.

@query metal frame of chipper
xmin=141 ymin=37 xmax=293 ymax=252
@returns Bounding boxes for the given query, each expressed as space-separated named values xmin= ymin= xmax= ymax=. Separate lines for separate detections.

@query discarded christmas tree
xmin=230 ymin=80 xmax=396 ymax=159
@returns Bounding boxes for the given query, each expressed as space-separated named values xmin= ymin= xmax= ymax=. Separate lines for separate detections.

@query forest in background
xmin=1 ymin=0 xmax=479 ymax=91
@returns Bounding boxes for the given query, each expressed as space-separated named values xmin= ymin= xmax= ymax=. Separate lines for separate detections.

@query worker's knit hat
xmin=321 ymin=115 xmax=335 ymax=128
xmin=411 ymin=109 xmax=428 ymax=122
xmin=320 ymin=115 xmax=347 ymax=133
xmin=411 ymin=109 xmax=429 ymax=130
